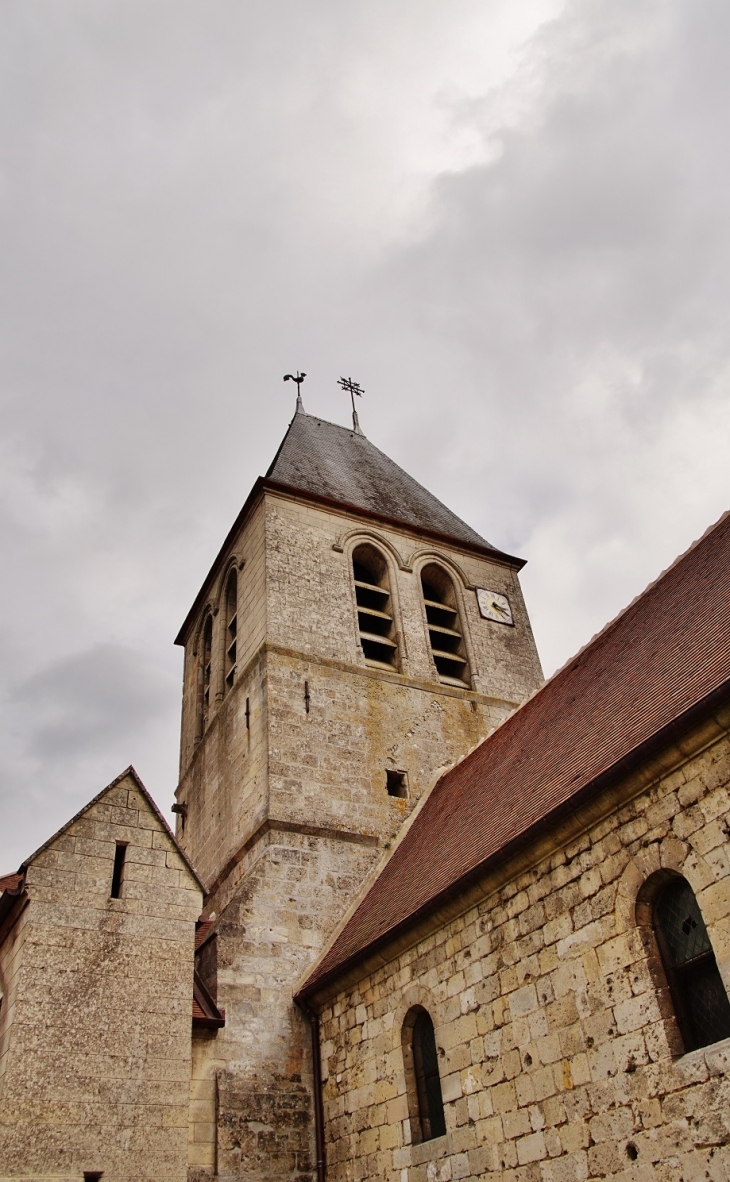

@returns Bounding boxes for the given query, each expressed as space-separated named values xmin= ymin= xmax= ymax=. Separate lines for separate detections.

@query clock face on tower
xmin=476 ymin=588 xmax=514 ymax=625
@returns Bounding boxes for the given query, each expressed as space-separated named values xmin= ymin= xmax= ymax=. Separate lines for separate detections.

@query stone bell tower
xmin=173 ymin=400 xmax=543 ymax=1182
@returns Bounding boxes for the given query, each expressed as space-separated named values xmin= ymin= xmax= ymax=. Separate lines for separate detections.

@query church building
xmin=1 ymin=400 xmax=729 ymax=1182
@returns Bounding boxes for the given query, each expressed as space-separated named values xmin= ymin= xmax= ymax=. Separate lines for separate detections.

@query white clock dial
xmin=476 ymin=588 xmax=513 ymax=625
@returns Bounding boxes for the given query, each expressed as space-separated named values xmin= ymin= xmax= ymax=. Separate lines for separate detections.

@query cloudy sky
xmin=2 ymin=0 xmax=730 ymax=869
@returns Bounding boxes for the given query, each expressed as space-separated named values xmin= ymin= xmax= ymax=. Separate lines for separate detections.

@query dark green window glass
xmin=412 ymin=1010 xmax=446 ymax=1141
xmin=654 ymin=879 xmax=730 ymax=1052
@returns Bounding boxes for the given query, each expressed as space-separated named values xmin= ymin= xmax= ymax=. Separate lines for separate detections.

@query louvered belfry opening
xmin=352 ymin=544 xmax=398 ymax=669
xmin=421 ymin=564 xmax=470 ymax=687
xmin=225 ymin=568 xmax=237 ymax=692
xmin=201 ymin=614 xmax=213 ymax=725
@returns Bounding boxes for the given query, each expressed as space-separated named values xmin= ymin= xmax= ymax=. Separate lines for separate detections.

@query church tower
xmin=174 ymin=402 xmax=543 ymax=1182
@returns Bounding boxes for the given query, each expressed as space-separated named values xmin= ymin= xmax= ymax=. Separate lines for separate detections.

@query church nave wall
xmin=316 ymin=709 xmax=730 ymax=1182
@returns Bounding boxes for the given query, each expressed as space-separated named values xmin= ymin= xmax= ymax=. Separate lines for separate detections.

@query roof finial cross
xmin=284 ymin=371 xmax=307 ymax=413
xmin=338 ymin=376 xmax=365 ymax=435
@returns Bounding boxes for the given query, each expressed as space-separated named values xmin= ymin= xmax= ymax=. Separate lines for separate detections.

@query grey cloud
xmin=1 ymin=0 xmax=729 ymax=867
xmin=0 ymin=645 xmax=180 ymax=869
xmin=357 ymin=0 xmax=730 ymax=668
xmin=13 ymin=644 xmax=175 ymax=760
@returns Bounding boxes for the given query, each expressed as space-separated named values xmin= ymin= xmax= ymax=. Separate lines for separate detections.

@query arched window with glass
xmin=653 ymin=876 xmax=730 ymax=1052
xmin=402 ymin=1007 xmax=446 ymax=1143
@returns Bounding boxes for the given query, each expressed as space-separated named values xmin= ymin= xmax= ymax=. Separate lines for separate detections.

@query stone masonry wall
xmin=317 ymin=710 xmax=730 ymax=1182
xmin=264 ymin=493 xmax=542 ymax=704
xmin=0 ymin=771 xmax=202 ymax=1182
xmin=188 ymin=828 xmax=380 ymax=1182
xmin=266 ymin=649 xmax=506 ymax=844
xmin=179 ymin=496 xmax=267 ymax=781
xmin=0 ymin=897 xmax=30 ymax=1093
xmin=179 ymin=647 xmax=268 ymax=893
xmin=177 ymin=490 xmax=543 ymax=887
xmin=175 ymin=485 xmax=544 ymax=1182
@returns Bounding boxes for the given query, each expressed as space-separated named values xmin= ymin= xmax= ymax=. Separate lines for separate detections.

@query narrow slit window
xmin=225 ymin=569 xmax=238 ymax=692
xmin=421 ymin=564 xmax=470 ymax=687
xmin=110 ymin=843 xmax=127 ymax=899
xmin=352 ymin=544 xmax=398 ymax=669
xmin=654 ymin=877 xmax=730 ymax=1051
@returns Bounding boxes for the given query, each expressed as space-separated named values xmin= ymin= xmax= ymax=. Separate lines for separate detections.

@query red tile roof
xmin=192 ymin=972 xmax=225 ymax=1028
xmin=192 ymin=916 xmax=224 ymax=1027
xmin=299 ymin=511 xmax=730 ymax=998
xmin=195 ymin=918 xmax=215 ymax=951
xmin=0 ymin=873 xmax=25 ymax=895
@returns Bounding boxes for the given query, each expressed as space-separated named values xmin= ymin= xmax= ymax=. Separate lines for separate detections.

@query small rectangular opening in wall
xmin=386 ymin=769 xmax=408 ymax=799
xmin=84 ymin=1172 xmax=103 ymax=1181
xmin=110 ymin=843 xmax=127 ymax=899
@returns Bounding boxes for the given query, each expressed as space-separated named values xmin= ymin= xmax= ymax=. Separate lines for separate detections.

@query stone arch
xmin=191 ymin=602 xmax=215 ymax=657
xmin=392 ymin=985 xmax=448 ymax=1146
xmin=346 ymin=534 xmax=408 ymax=668
xmin=614 ymin=836 xmax=696 ymax=935
xmin=333 ymin=528 xmax=409 ymax=571
xmin=614 ymin=837 xmax=728 ymax=1057
xmin=194 ymin=608 xmax=215 ymax=743
xmin=215 ymin=555 xmax=242 ymax=613
xmin=415 ymin=555 xmax=478 ymax=685
xmin=216 ymin=558 xmax=241 ymax=701
xmin=391 ymin=983 xmax=447 ymax=1050
xmin=410 ymin=548 xmax=473 ymax=590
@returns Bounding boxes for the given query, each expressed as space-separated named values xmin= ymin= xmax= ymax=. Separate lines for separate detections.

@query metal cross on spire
xmin=338 ymin=376 xmax=364 ymax=434
xmin=283 ymin=371 xmax=307 ymax=412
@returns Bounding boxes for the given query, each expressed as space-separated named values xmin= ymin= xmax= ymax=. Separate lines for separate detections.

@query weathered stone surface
xmin=175 ymin=487 xmax=542 ymax=1180
xmin=316 ymin=719 xmax=730 ymax=1182
xmin=0 ymin=772 xmax=202 ymax=1182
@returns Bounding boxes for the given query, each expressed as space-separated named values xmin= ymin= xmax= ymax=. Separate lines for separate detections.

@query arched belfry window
xmin=200 ymin=614 xmax=213 ymax=732
xmin=224 ymin=568 xmax=238 ymax=692
xmin=352 ymin=544 xmax=398 ymax=669
xmin=653 ymin=877 xmax=730 ymax=1051
xmin=402 ymin=1007 xmax=446 ymax=1143
xmin=421 ymin=564 xmax=470 ymax=687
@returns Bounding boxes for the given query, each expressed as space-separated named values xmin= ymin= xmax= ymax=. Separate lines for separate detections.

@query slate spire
xmin=266 ymin=410 xmax=498 ymax=551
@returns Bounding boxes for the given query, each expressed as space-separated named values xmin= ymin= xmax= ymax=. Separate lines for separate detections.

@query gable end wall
xmin=0 ymin=773 xmax=202 ymax=1182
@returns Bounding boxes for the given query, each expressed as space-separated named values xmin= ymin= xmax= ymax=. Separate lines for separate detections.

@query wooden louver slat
xmin=353 ymin=553 xmax=398 ymax=669
xmin=422 ymin=568 xmax=469 ymax=687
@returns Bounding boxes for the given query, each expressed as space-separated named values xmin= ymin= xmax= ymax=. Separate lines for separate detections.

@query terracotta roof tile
xmin=0 ymin=873 xmax=25 ymax=895
xmin=195 ymin=918 xmax=215 ymax=951
xmin=300 ymin=511 xmax=730 ymax=996
xmin=192 ymin=971 xmax=225 ymax=1029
